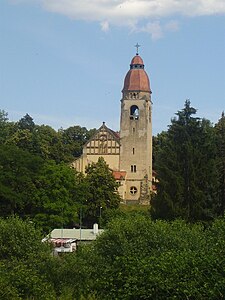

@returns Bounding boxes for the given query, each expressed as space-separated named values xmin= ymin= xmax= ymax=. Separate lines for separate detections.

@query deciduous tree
xmin=69 ymin=215 xmax=225 ymax=299
xmin=0 ymin=145 xmax=43 ymax=216
xmin=61 ymin=126 xmax=96 ymax=161
xmin=0 ymin=217 xmax=55 ymax=299
xmin=33 ymin=161 xmax=82 ymax=232
xmin=83 ymin=157 xmax=121 ymax=226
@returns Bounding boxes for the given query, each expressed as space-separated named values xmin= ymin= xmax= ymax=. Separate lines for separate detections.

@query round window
xmin=130 ymin=186 xmax=137 ymax=195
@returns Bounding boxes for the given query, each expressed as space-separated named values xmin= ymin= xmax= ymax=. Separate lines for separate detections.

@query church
xmin=73 ymin=48 xmax=153 ymax=204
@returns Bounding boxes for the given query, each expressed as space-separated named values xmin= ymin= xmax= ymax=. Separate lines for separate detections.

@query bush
xmin=70 ymin=215 xmax=225 ymax=299
xmin=0 ymin=217 xmax=56 ymax=299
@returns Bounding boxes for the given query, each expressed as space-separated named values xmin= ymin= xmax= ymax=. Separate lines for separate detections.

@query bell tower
xmin=119 ymin=49 xmax=152 ymax=204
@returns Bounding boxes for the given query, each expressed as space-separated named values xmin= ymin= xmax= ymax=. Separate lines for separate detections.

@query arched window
xmin=130 ymin=105 xmax=139 ymax=120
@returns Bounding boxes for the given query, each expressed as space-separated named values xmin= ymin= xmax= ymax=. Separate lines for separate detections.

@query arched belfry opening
xmin=130 ymin=105 xmax=139 ymax=120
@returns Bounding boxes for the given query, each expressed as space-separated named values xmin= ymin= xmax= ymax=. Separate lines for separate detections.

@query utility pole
xmin=99 ymin=206 xmax=102 ymax=228
xmin=79 ymin=207 xmax=82 ymax=241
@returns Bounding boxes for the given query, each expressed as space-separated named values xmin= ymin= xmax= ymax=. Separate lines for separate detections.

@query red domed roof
xmin=131 ymin=55 xmax=144 ymax=65
xmin=122 ymin=55 xmax=151 ymax=93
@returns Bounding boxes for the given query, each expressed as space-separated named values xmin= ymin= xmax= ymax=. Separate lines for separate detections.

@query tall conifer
xmin=215 ymin=112 xmax=225 ymax=216
xmin=151 ymin=100 xmax=219 ymax=221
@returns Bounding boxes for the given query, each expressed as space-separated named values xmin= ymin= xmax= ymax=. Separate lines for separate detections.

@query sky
xmin=1 ymin=0 xmax=225 ymax=135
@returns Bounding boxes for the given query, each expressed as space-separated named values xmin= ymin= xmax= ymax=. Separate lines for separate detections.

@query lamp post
xmin=79 ymin=207 xmax=82 ymax=241
xmin=61 ymin=207 xmax=64 ymax=239
xmin=99 ymin=206 xmax=102 ymax=228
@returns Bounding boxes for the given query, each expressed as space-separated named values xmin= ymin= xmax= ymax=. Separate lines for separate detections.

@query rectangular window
xmin=133 ymin=148 xmax=135 ymax=155
xmin=131 ymin=165 xmax=137 ymax=173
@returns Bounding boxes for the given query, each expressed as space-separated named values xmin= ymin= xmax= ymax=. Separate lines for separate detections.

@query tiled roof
xmin=131 ymin=55 xmax=144 ymax=65
xmin=123 ymin=69 xmax=150 ymax=92
xmin=107 ymin=127 xmax=120 ymax=141
xmin=122 ymin=55 xmax=151 ymax=92
xmin=112 ymin=170 xmax=126 ymax=180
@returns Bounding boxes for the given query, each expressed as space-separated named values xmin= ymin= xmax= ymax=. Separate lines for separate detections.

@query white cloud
xmin=165 ymin=20 xmax=179 ymax=32
xmin=100 ymin=21 xmax=110 ymax=32
xmin=39 ymin=0 xmax=225 ymax=18
xmin=137 ymin=20 xmax=179 ymax=40
xmin=140 ymin=21 xmax=163 ymax=40
xmin=9 ymin=0 xmax=225 ymax=38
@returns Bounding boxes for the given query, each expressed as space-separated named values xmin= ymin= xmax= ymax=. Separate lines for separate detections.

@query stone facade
xmin=73 ymin=53 xmax=152 ymax=204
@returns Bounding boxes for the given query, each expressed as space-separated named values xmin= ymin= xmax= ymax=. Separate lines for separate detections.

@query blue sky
xmin=1 ymin=0 xmax=225 ymax=135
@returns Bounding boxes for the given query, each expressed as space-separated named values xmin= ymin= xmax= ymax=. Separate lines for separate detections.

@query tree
xmin=0 ymin=111 xmax=97 ymax=163
xmin=152 ymin=131 xmax=167 ymax=170
xmin=151 ymin=100 xmax=219 ymax=221
xmin=0 ymin=217 xmax=56 ymax=299
xmin=32 ymin=124 xmax=65 ymax=162
xmin=17 ymin=113 xmax=35 ymax=131
xmin=0 ymin=110 xmax=14 ymax=144
xmin=6 ymin=128 xmax=34 ymax=152
xmin=83 ymin=157 xmax=121 ymax=226
xmin=215 ymin=112 xmax=225 ymax=216
xmin=61 ymin=126 xmax=97 ymax=161
xmin=0 ymin=109 xmax=8 ymax=123
xmin=67 ymin=215 xmax=225 ymax=299
xmin=34 ymin=161 xmax=82 ymax=232
xmin=0 ymin=145 xmax=43 ymax=217
xmin=0 ymin=143 xmax=84 ymax=231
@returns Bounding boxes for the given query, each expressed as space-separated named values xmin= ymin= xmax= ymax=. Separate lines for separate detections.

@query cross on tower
xmin=135 ymin=43 xmax=141 ymax=55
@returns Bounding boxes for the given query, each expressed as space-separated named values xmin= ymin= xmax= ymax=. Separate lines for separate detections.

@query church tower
xmin=119 ymin=49 xmax=152 ymax=204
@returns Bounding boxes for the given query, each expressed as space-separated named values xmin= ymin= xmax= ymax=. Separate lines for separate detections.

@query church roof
xmin=122 ymin=54 xmax=151 ymax=93
xmin=131 ymin=55 xmax=144 ymax=65
xmin=100 ymin=122 xmax=120 ymax=142
xmin=112 ymin=171 xmax=126 ymax=180
xmin=83 ymin=122 xmax=120 ymax=148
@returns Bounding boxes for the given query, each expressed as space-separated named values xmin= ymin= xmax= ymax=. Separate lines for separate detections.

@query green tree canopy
xmin=0 ymin=217 xmax=55 ymax=299
xmin=0 ymin=110 xmax=97 ymax=163
xmin=32 ymin=124 xmax=65 ymax=162
xmin=0 ymin=144 xmax=43 ymax=217
xmin=0 ymin=143 xmax=85 ymax=232
xmin=34 ymin=161 xmax=82 ymax=232
xmin=151 ymin=100 xmax=219 ymax=222
xmin=17 ymin=113 xmax=35 ymax=131
xmin=63 ymin=215 xmax=225 ymax=299
xmin=61 ymin=125 xmax=96 ymax=161
xmin=82 ymin=157 xmax=121 ymax=226
xmin=0 ymin=110 xmax=14 ymax=144
xmin=215 ymin=111 xmax=225 ymax=215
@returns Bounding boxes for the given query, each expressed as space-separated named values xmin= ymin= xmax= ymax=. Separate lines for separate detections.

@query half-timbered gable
xmin=85 ymin=122 xmax=120 ymax=156
xmin=72 ymin=122 xmax=120 ymax=173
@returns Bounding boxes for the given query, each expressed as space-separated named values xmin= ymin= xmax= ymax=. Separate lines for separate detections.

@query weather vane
xmin=135 ymin=43 xmax=141 ymax=55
